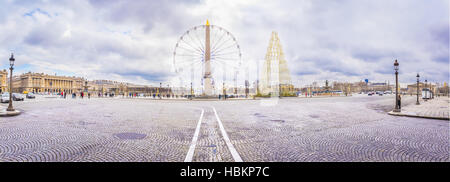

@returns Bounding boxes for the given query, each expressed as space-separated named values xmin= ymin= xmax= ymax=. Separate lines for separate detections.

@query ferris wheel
xmin=173 ymin=23 xmax=242 ymax=95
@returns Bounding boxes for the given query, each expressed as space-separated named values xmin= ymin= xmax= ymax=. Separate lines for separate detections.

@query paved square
xmin=0 ymin=95 xmax=448 ymax=162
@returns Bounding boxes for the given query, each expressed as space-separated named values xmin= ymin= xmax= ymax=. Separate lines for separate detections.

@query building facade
xmin=11 ymin=72 xmax=85 ymax=94
xmin=407 ymin=82 xmax=435 ymax=95
xmin=87 ymin=80 xmax=128 ymax=96
xmin=0 ymin=69 xmax=7 ymax=93
xmin=85 ymin=80 xmax=169 ymax=97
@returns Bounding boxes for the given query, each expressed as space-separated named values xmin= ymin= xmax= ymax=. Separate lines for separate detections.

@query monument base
xmin=0 ymin=108 xmax=21 ymax=117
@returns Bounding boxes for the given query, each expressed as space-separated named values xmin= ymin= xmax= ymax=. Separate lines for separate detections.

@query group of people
xmin=98 ymin=93 xmax=114 ymax=97
xmin=58 ymin=91 xmax=91 ymax=99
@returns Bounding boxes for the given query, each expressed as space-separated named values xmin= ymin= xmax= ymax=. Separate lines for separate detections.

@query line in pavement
xmin=212 ymin=107 xmax=243 ymax=162
xmin=184 ymin=109 xmax=204 ymax=162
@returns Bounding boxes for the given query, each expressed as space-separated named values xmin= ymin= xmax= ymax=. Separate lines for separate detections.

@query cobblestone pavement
xmin=212 ymin=95 xmax=449 ymax=162
xmin=0 ymin=98 xmax=200 ymax=162
xmin=190 ymin=108 xmax=234 ymax=162
xmin=389 ymin=97 xmax=449 ymax=120
xmin=0 ymin=95 xmax=448 ymax=162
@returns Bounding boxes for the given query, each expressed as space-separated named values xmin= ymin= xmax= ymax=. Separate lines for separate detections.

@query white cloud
xmin=0 ymin=0 xmax=448 ymax=87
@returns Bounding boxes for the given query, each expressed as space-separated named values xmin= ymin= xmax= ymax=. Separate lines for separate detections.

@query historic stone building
xmin=407 ymin=82 xmax=435 ymax=95
xmin=9 ymin=72 xmax=175 ymax=97
xmin=0 ymin=69 xmax=7 ymax=93
xmin=350 ymin=81 xmax=393 ymax=93
xmin=11 ymin=72 xmax=85 ymax=94
xmin=86 ymin=80 xmax=168 ymax=97
xmin=126 ymin=85 xmax=165 ymax=96
xmin=87 ymin=80 xmax=128 ymax=96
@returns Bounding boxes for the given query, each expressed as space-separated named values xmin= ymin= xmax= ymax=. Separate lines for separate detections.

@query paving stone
xmin=0 ymin=95 xmax=448 ymax=162
xmin=388 ymin=97 xmax=449 ymax=120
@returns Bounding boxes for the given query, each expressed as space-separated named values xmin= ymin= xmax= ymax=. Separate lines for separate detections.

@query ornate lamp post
xmin=430 ymin=81 xmax=433 ymax=99
xmin=245 ymin=80 xmax=249 ymax=98
xmin=159 ymin=82 xmax=162 ymax=99
xmin=190 ymin=82 xmax=193 ymax=100
xmin=279 ymin=83 xmax=282 ymax=98
xmin=393 ymin=60 xmax=400 ymax=112
xmin=416 ymin=73 xmax=420 ymax=105
xmin=425 ymin=79 xmax=428 ymax=101
xmin=167 ymin=84 xmax=170 ymax=98
xmin=222 ymin=82 xmax=226 ymax=100
xmin=7 ymin=53 xmax=15 ymax=111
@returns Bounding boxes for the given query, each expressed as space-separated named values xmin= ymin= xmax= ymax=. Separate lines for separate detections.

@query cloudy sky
xmin=0 ymin=0 xmax=448 ymax=87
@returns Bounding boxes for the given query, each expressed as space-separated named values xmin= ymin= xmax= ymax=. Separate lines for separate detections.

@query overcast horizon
xmin=0 ymin=0 xmax=448 ymax=87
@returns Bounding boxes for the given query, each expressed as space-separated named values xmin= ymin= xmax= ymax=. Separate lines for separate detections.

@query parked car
xmin=1 ymin=93 xmax=10 ymax=103
xmin=12 ymin=93 xmax=24 ymax=101
xmin=26 ymin=93 xmax=36 ymax=99
xmin=368 ymin=92 xmax=373 ymax=96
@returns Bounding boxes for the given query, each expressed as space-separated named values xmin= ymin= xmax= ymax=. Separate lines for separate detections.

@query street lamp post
xmin=430 ymin=81 xmax=433 ymax=99
xmin=425 ymin=80 xmax=428 ymax=101
xmin=245 ymin=80 xmax=249 ymax=98
xmin=279 ymin=83 xmax=281 ymax=98
xmin=416 ymin=73 xmax=420 ymax=105
xmin=393 ymin=60 xmax=400 ymax=112
xmin=5 ymin=55 xmax=16 ymax=109
xmin=190 ymin=82 xmax=193 ymax=100
xmin=159 ymin=82 xmax=162 ymax=99
xmin=7 ymin=54 xmax=15 ymax=111
xmin=222 ymin=82 xmax=226 ymax=100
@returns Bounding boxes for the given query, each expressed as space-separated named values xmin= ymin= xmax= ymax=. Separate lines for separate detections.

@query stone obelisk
xmin=203 ymin=20 xmax=213 ymax=96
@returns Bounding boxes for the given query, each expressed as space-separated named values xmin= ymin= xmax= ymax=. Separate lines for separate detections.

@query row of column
xmin=24 ymin=78 xmax=79 ymax=94
xmin=44 ymin=78 xmax=73 ymax=89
